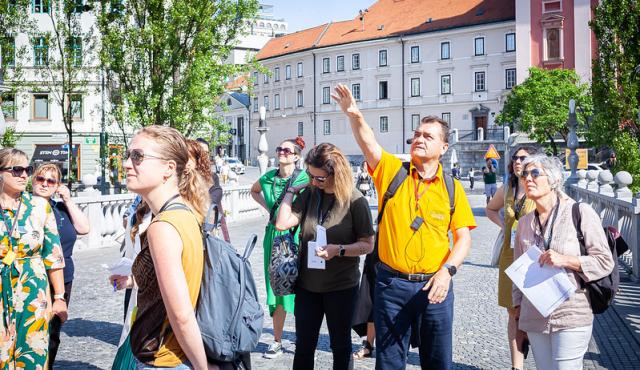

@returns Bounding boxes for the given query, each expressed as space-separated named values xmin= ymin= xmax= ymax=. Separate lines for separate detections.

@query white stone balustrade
xmin=565 ymin=170 xmax=640 ymax=281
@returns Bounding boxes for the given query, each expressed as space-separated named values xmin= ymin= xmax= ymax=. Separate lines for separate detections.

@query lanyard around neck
xmin=156 ymin=194 xmax=181 ymax=215
xmin=534 ymin=196 xmax=561 ymax=250
xmin=316 ymin=190 xmax=335 ymax=225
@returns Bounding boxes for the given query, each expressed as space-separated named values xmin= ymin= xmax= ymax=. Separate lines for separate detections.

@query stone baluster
xmin=598 ymin=170 xmax=614 ymax=196
xmin=477 ymin=127 xmax=484 ymax=141
xmin=451 ymin=129 xmax=459 ymax=144
xmin=614 ymin=171 xmax=634 ymax=201
xmin=503 ymin=126 xmax=510 ymax=142
xmin=586 ymin=170 xmax=599 ymax=192
xmin=577 ymin=170 xmax=588 ymax=188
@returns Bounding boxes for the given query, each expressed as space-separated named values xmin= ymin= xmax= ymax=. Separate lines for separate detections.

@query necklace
xmin=534 ymin=196 xmax=561 ymax=250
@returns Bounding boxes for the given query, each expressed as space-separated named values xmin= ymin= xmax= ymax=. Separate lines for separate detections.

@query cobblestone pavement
xmin=56 ymin=194 xmax=640 ymax=369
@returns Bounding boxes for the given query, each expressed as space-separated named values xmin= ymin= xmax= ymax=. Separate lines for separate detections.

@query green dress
xmin=0 ymin=193 xmax=64 ymax=370
xmin=259 ymin=168 xmax=309 ymax=316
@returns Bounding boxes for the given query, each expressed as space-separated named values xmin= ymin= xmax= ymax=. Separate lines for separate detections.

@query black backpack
xmin=571 ymin=202 xmax=630 ymax=314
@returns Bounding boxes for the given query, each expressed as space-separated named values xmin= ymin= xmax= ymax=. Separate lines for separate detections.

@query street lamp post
xmin=0 ymin=73 xmax=7 ymax=137
xmin=257 ymin=106 xmax=269 ymax=175
xmin=566 ymin=99 xmax=579 ymax=185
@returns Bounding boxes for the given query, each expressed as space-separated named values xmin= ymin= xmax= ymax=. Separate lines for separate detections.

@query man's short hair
xmin=196 ymin=138 xmax=210 ymax=150
xmin=420 ymin=116 xmax=450 ymax=143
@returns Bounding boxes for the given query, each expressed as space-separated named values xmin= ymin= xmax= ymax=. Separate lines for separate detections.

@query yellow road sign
xmin=565 ymin=149 xmax=588 ymax=169
xmin=484 ymin=144 xmax=501 ymax=159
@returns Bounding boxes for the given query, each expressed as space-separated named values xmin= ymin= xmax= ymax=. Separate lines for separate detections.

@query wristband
xmin=286 ymin=188 xmax=296 ymax=194
xmin=53 ymin=293 xmax=66 ymax=301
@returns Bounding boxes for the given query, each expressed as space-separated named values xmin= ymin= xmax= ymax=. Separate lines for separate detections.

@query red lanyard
xmin=412 ymin=173 xmax=433 ymax=211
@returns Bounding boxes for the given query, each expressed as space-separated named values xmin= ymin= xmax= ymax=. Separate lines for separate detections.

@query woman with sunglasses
xmin=124 ymin=126 xmax=218 ymax=370
xmin=250 ymin=137 xmax=308 ymax=359
xmin=31 ymin=163 xmax=90 ymax=368
xmin=275 ymin=143 xmax=374 ymax=370
xmin=512 ymin=154 xmax=614 ymax=370
xmin=486 ymin=145 xmax=537 ymax=370
xmin=0 ymin=148 xmax=65 ymax=369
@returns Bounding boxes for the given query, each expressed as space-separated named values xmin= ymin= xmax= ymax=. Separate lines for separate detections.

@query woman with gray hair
xmin=512 ymin=154 xmax=614 ymax=369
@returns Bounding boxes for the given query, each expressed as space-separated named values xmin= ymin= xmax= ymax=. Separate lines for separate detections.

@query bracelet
xmin=286 ymin=188 xmax=296 ymax=194
xmin=53 ymin=293 xmax=66 ymax=301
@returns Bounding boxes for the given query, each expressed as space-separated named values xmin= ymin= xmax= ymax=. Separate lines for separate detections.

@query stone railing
xmin=565 ymin=170 xmax=640 ymax=280
xmin=72 ymin=186 xmax=265 ymax=250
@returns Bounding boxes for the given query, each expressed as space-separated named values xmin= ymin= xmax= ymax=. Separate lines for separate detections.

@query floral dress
xmin=0 ymin=193 xmax=64 ymax=370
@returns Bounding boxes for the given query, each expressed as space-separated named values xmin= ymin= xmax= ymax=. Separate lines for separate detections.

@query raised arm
xmin=58 ymin=184 xmax=90 ymax=235
xmin=332 ymin=84 xmax=382 ymax=170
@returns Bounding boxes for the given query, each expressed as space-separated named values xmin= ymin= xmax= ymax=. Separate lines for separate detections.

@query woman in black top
xmin=276 ymin=143 xmax=375 ymax=370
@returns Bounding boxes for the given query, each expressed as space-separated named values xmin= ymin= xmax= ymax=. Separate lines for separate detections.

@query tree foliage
xmin=496 ymin=67 xmax=592 ymax=155
xmin=96 ymin=0 xmax=259 ymax=141
xmin=590 ymin=0 xmax=640 ymax=191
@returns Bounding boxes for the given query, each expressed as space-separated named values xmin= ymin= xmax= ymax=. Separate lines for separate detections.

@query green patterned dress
xmin=0 ymin=193 xmax=64 ymax=370
xmin=259 ymin=168 xmax=309 ymax=316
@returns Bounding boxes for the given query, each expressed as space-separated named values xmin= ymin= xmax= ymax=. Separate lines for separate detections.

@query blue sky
xmin=265 ymin=0 xmax=375 ymax=33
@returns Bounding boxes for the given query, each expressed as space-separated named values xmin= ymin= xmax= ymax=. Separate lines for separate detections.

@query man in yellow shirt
xmin=332 ymin=84 xmax=476 ymax=369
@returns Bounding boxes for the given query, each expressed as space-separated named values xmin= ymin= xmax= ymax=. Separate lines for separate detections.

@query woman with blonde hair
xmin=275 ymin=142 xmax=375 ymax=370
xmin=0 ymin=148 xmax=65 ymax=369
xmin=124 ymin=126 xmax=217 ymax=369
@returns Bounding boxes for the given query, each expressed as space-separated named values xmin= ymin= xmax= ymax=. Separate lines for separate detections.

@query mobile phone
xmin=522 ymin=338 xmax=530 ymax=359
xmin=410 ymin=216 xmax=424 ymax=231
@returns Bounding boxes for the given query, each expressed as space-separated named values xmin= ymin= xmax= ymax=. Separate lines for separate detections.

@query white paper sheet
xmin=103 ymin=257 xmax=134 ymax=276
xmin=316 ymin=225 xmax=327 ymax=247
xmin=307 ymin=241 xmax=325 ymax=270
xmin=505 ymin=246 xmax=576 ymax=318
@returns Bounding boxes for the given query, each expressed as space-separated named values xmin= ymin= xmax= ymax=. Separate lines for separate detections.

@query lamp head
xmin=259 ymin=106 xmax=266 ymax=121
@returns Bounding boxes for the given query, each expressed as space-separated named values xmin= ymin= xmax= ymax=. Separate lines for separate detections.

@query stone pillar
xmin=257 ymin=106 xmax=269 ymax=175
xmin=598 ymin=170 xmax=614 ymax=196
xmin=614 ymin=171 xmax=634 ymax=201
xmin=566 ymin=99 xmax=579 ymax=185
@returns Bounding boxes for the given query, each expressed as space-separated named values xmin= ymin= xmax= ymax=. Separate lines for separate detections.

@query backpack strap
xmin=377 ymin=162 xmax=410 ymax=224
xmin=443 ymin=173 xmax=456 ymax=230
xmin=268 ymin=168 xmax=302 ymax=224
xmin=571 ymin=202 xmax=586 ymax=256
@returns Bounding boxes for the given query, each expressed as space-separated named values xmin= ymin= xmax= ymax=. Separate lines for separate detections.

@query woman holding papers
xmin=486 ymin=145 xmax=537 ymax=370
xmin=275 ymin=143 xmax=374 ymax=370
xmin=512 ymin=154 xmax=614 ymax=370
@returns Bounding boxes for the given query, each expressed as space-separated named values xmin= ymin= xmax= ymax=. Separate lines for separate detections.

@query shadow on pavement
xmin=52 ymin=360 xmax=103 ymax=370
xmin=61 ymin=318 xmax=122 ymax=346
xmin=462 ymin=261 xmax=496 ymax=269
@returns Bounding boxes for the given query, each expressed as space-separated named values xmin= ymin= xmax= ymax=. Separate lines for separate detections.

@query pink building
xmin=515 ymin=0 xmax=598 ymax=83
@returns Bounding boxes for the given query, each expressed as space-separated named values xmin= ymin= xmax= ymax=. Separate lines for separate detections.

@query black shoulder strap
xmin=443 ymin=173 xmax=455 ymax=216
xmin=571 ymin=202 xmax=586 ymax=256
xmin=268 ymin=168 xmax=302 ymax=224
xmin=377 ymin=162 xmax=410 ymax=224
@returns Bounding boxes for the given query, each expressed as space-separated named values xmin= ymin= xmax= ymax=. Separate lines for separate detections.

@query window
xmin=33 ymin=36 xmax=48 ymax=66
xmin=505 ymin=68 xmax=516 ymax=89
xmin=352 ymin=53 xmax=360 ymax=70
xmin=441 ymin=42 xmax=450 ymax=60
xmin=322 ymin=87 xmax=330 ymax=104
xmin=274 ymin=67 xmax=280 ymax=82
xmin=2 ymin=36 xmax=15 ymax=67
xmin=1 ymin=94 xmax=16 ymax=119
xmin=442 ymin=112 xmax=451 ymax=124
xmin=323 ymin=119 xmax=331 ymax=135
xmin=474 ymin=37 xmax=485 ymax=56
xmin=378 ymin=81 xmax=388 ymax=100
xmin=237 ymin=116 xmax=244 ymax=137
xmin=285 ymin=64 xmax=291 ymax=80
xmin=546 ymin=28 xmax=561 ymax=60
xmin=274 ymin=94 xmax=280 ymax=110
xmin=379 ymin=116 xmax=389 ymax=133
xmin=32 ymin=0 xmax=49 ymax=13
xmin=263 ymin=95 xmax=269 ymax=110
xmin=411 ymin=114 xmax=420 ymax=130
xmin=378 ymin=50 xmax=387 ymax=67
xmin=411 ymin=78 xmax=420 ymax=97
xmin=297 ymin=62 xmax=303 ymax=77
xmin=68 ymin=94 xmax=82 ymax=119
xmin=475 ymin=71 xmax=486 ymax=92
xmin=322 ymin=57 xmax=330 ymax=73
xmin=33 ymin=94 xmax=49 ymax=120
xmin=252 ymin=97 xmax=258 ymax=112
xmin=410 ymin=46 xmax=420 ymax=63
xmin=297 ymin=90 xmax=303 ymax=107
xmin=252 ymin=71 xmax=258 ymax=85
xmin=297 ymin=122 xmax=304 ymax=136
xmin=505 ymin=33 xmax=516 ymax=52
xmin=543 ymin=0 xmax=562 ymax=13
xmin=68 ymin=36 xmax=82 ymax=67
xmin=336 ymin=55 xmax=344 ymax=72
xmin=263 ymin=73 xmax=269 ymax=84
xmin=441 ymin=75 xmax=451 ymax=94
xmin=351 ymin=83 xmax=361 ymax=101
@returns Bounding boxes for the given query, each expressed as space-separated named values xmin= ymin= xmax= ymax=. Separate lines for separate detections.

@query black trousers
xmin=293 ymin=285 xmax=358 ymax=370
xmin=48 ymin=281 xmax=73 ymax=369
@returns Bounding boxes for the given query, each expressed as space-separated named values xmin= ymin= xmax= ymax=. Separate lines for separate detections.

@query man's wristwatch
xmin=338 ymin=245 xmax=346 ymax=257
xmin=443 ymin=263 xmax=457 ymax=277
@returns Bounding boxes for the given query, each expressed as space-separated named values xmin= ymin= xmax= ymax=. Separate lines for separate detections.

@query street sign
xmin=84 ymin=137 xmax=98 ymax=145
xmin=565 ymin=148 xmax=588 ymax=169
xmin=484 ymin=144 xmax=501 ymax=159
xmin=229 ymin=129 xmax=237 ymax=135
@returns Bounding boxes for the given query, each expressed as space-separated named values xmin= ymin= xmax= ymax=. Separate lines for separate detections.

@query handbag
xmin=490 ymin=229 xmax=504 ymax=267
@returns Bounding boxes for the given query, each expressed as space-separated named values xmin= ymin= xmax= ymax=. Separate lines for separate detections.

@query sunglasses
xmin=125 ymin=149 xmax=165 ymax=166
xmin=521 ymin=168 xmax=547 ymax=180
xmin=0 ymin=165 xmax=34 ymax=177
xmin=34 ymin=175 xmax=58 ymax=186
xmin=512 ymin=155 xmax=528 ymax=162
xmin=306 ymin=170 xmax=330 ymax=183
xmin=275 ymin=147 xmax=295 ymax=155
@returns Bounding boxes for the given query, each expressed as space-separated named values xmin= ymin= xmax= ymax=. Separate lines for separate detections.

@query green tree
xmin=96 ymin=0 xmax=259 ymax=143
xmin=590 ymin=0 xmax=640 ymax=191
xmin=496 ymin=67 xmax=592 ymax=155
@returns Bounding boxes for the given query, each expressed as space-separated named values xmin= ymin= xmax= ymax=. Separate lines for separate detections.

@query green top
xmin=259 ymin=168 xmax=310 ymax=217
xmin=483 ymin=170 xmax=497 ymax=184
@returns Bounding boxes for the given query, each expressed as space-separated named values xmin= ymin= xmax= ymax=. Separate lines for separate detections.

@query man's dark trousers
xmin=374 ymin=267 xmax=454 ymax=370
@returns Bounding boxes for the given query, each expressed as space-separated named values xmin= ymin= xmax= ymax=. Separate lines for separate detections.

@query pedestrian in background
xmin=275 ymin=143 xmax=374 ymax=370
xmin=195 ymin=138 xmax=230 ymax=243
xmin=484 ymin=159 xmax=498 ymax=204
xmin=513 ymin=154 xmax=614 ymax=370
xmin=486 ymin=146 xmax=537 ymax=370
xmin=250 ymin=137 xmax=308 ymax=359
xmin=468 ymin=167 xmax=475 ymax=190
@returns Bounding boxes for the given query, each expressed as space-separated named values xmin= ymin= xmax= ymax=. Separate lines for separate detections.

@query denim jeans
xmin=527 ymin=325 xmax=593 ymax=370
xmin=374 ymin=266 xmax=454 ymax=370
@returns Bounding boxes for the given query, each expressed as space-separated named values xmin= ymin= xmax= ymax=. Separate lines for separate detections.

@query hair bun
xmin=295 ymin=136 xmax=306 ymax=150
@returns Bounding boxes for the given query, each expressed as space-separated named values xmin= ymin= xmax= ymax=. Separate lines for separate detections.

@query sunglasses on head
xmin=34 ymin=175 xmax=58 ymax=186
xmin=0 ymin=165 xmax=34 ymax=177
xmin=521 ymin=168 xmax=547 ymax=180
xmin=512 ymin=155 xmax=527 ymax=162
xmin=306 ymin=170 xmax=330 ymax=183
xmin=125 ymin=149 xmax=165 ymax=166
xmin=275 ymin=147 xmax=295 ymax=155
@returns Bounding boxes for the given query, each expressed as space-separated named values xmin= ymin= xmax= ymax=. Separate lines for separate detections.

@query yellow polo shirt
xmin=370 ymin=150 xmax=476 ymax=274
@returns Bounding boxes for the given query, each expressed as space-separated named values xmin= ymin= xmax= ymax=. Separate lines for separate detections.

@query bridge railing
xmin=565 ymin=169 xmax=640 ymax=280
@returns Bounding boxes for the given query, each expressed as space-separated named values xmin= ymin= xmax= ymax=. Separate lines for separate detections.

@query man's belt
xmin=379 ymin=263 xmax=434 ymax=282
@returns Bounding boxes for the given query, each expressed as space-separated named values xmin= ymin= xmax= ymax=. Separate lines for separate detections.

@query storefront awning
xmin=31 ymin=144 xmax=79 ymax=164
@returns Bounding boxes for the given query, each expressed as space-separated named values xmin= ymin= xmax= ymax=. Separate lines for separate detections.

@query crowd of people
xmin=0 ymin=83 xmax=615 ymax=370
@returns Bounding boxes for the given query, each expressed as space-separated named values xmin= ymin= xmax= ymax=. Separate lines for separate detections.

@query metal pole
xmin=100 ymin=67 xmax=107 ymax=194
xmin=566 ymin=99 xmax=579 ymax=185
